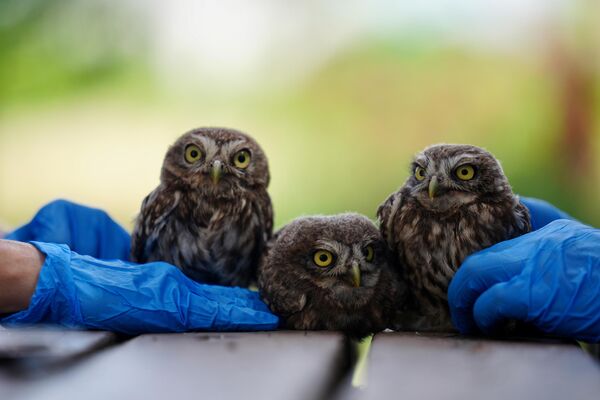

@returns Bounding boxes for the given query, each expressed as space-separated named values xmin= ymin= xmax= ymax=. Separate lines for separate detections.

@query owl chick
xmin=377 ymin=144 xmax=531 ymax=331
xmin=131 ymin=127 xmax=273 ymax=286
xmin=258 ymin=213 xmax=405 ymax=339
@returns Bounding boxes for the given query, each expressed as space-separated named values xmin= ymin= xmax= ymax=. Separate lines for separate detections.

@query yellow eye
xmin=365 ymin=245 xmax=374 ymax=262
xmin=415 ymin=166 xmax=426 ymax=181
xmin=455 ymin=164 xmax=475 ymax=181
xmin=233 ymin=150 xmax=251 ymax=169
xmin=313 ymin=250 xmax=334 ymax=268
xmin=184 ymin=145 xmax=203 ymax=163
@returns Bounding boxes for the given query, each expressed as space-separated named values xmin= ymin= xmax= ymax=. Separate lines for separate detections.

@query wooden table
xmin=1 ymin=328 xmax=598 ymax=400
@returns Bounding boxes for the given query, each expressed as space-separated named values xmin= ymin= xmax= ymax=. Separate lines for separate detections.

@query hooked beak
xmin=428 ymin=175 xmax=439 ymax=199
xmin=351 ymin=262 xmax=361 ymax=288
xmin=210 ymin=160 xmax=222 ymax=185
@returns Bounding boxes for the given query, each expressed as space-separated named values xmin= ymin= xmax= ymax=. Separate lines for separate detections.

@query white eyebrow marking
xmin=314 ymin=239 xmax=346 ymax=257
xmin=414 ymin=155 xmax=428 ymax=166
xmin=221 ymin=139 xmax=247 ymax=155
xmin=192 ymin=135 xmax=219 ymax=159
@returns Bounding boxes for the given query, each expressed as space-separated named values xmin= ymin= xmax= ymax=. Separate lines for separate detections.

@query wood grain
xmin=10 ymin=331 xmax=347 ymax=400
xmin=355 ymin=332 xmax=600 ymax=400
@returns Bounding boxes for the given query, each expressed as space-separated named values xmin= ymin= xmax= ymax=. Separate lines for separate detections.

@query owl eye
xmin=184 ymin=145 xmax=203 ymax=164
xmin=364 ymin=245 xmax=375 ymax=262
xmin=313 ymin=250 xmax=334 ymax=268
xmin=455 ymin=164 xmax=476 ymax=181
xmin=233 ymin=149 xmax=251 ymax=169
xmin=415 ymin=166 xmax=426 ymax=181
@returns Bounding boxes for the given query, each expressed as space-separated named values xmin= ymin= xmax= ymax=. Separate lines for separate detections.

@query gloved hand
xmin=2 ymin=200 xmax=279 ymax=334
xmin=448 ymin=219 xmax=600 ymax=342
xmin=6 ymin=199 xmax=131 ymax=260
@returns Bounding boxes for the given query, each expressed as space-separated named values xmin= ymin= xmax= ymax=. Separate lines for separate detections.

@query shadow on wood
xmin=8 ymin=331 xmax=350 ymax=400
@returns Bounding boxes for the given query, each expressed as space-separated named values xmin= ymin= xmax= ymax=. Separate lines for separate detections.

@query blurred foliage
xmin=0 ymin=0 xmax=147 ymax=107
xmin=0 ymin=1 xmax=598 ymax=231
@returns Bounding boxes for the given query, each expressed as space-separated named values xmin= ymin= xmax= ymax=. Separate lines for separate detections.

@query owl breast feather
xmin=139 ymin=190 xmax=270 ymax=287
xmin=393 ymin=198 xmax=529 ymax=303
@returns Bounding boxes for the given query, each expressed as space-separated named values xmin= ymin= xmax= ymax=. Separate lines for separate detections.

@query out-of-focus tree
xmin=546 ymin=0 xmax=599 ymax=222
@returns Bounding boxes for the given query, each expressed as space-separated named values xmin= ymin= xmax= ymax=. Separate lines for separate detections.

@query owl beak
xmin=351 ymin=262 xmax=361 ymax=288
xmin=210 ymin=160 xmax=222 ymax=185
xmin=428 ymin=176 xmax=439 ymax=199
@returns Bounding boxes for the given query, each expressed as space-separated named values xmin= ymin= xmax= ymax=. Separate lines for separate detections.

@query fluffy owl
xmin=377 ymin=144 xmax=531 ymax=331
xmin=258 ymin=213 xmax=406 ymax=338
xmin=131 ymin=127 xmax=273 ymax=287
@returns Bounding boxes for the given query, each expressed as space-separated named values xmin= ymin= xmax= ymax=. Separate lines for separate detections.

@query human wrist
xmin=0 ymin=240 xmax=44 ymax=314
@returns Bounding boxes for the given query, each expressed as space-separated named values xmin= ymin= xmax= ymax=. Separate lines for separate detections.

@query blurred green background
xmin=1 ymin=0 xmax=598 ymax=231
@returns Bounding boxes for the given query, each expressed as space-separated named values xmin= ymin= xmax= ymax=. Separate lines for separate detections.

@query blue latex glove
xmin=6 ymin=199 xmax=131 ymax=260
xmin=448 ymin=219 xmax=600 ymax=342
xmin=2 ymin=200 xmax=278 ymax=334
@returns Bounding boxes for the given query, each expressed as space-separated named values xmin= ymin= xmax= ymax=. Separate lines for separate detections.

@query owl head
xmin=404 ymin=144 xmax=512 ymax=213
xmin=160 ymin=127 xmax=269 ymax=197
xmin=264 ymin=213 xmax=388 ymax=309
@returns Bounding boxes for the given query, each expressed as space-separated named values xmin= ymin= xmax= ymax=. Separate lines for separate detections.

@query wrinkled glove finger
xmin=448 ymin=241 xmax=529 ymax=334
xmin=187 ymin=297 xmax=279 ymax=331
xmin=472 ymin=278 xmax=529 ymax=334
xmin=186 ymin=283 xmax=270 ymax=310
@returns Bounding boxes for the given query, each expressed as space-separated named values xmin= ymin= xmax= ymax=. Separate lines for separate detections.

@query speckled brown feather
xmin=258 ymin=213 xmax=406 ymax=339
xmin=131 ymin=127 xmax=273 ymax=286
xmin=377 ymin=144 xmax=531 ymax=331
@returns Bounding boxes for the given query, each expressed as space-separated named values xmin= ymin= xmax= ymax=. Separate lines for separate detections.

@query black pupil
xmin=461 ymin=169 xmax=468 ymax=175
xmin=319 ymin=254 xmax=328 ymax=262
xmin=238 ymin=154 xmax=245 ymax=162
xmin=190 ymin=150 xmax=198 ymax=158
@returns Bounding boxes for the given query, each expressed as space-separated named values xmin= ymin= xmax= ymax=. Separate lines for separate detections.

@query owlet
xmin=258 ymin=213 xmax=405 ymax=338
xmin=377 ymin=144 xmax=530 ymax=331
xmin=131 ymin=127 xmax=273 ymax=287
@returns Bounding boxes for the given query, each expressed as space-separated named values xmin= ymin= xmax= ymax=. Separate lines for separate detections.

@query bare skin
xmin=0 ymin=240 xmax=44 ymax=314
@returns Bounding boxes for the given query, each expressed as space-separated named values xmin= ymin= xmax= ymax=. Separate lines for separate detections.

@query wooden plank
xmin=0 ymin=327 xmax=115 ymax=362
xmin=0 ymin=328 xmax=116 ymax=399
xmin=11 ymin=331 xmax=348 ymax=400
xmin=354 ymin=332 xmax=600 ymax=400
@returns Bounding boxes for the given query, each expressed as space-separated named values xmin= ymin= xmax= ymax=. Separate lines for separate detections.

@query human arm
xmin=0 ymin=240 xmax=278 ymax=334
xmin=1 ymin=199 xmax=278 ymax=334
xmin=0 ymin=240 xmax=43 ymax=314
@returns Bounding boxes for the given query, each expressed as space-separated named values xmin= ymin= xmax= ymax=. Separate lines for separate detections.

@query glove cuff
xmin=0 ymin=242 xmax=84 ymax=329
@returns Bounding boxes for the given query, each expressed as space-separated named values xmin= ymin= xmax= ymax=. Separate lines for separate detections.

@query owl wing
xmin=258 ymin=245 xmax=308 ymax=319
xmin=257 ymin=190 xmax=274 ymax=241
xmin=510 ymin=197 xmax=532 ymax=237
xmin=264 ymin=287 xmax=308 ymax=318
xmin=130 ymin=186 xmax=181 ymax=263
xmin=376 ymin=190 xmax=403 ymax=245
